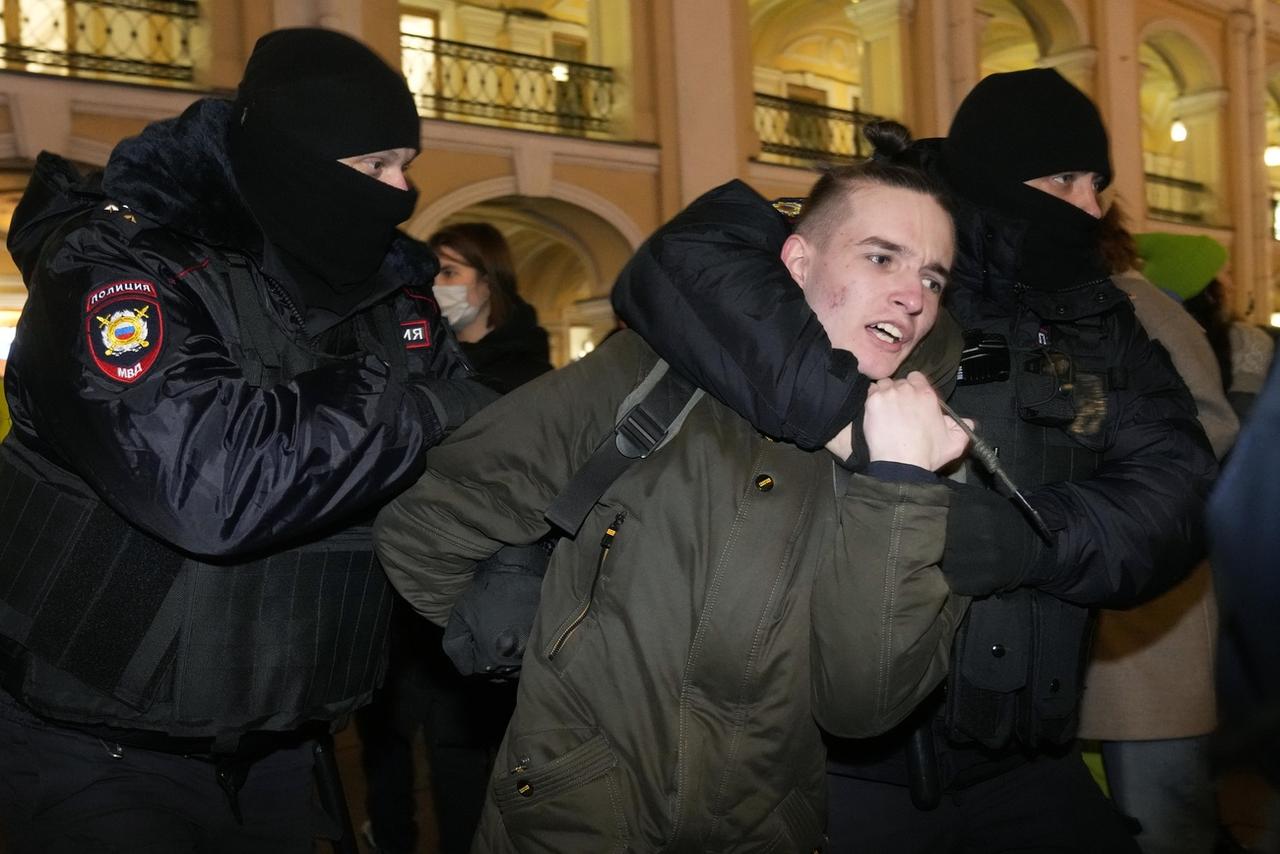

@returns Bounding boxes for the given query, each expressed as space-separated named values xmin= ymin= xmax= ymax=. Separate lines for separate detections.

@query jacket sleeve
xmin=375 ymin=332 xmax=647 ymax=626
xmin=810 ymin=471 xmax=968 ymax=738
xmin=1120 ymin=272 xmax=1237 ymax=457
xmin=1209 ymin=354 xmax=1280 ymax=764
xmin=14 ymin=217 xmax=475 ymax=559
xmin=610 ymin=179 xmax=870 ymax=450
xmin=1017 ymin=309 xmax=1219 ymax=606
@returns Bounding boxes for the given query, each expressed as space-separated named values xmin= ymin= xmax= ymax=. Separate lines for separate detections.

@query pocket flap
xmin=955 ymin=593 xmax=1030 ymax=693
xmin=494 ymin=732 xmax=617 ymax=813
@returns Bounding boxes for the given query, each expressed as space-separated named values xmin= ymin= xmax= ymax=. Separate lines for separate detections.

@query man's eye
xmin=867 ymin=254 xmax=889 ymax=265
xmin=924 ymin=278 xmax=944 ymax=294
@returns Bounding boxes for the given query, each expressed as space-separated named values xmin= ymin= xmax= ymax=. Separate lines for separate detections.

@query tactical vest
xmin=942 ymin=279 xmax=1128 ymax=752
xmin=0 ymin=251 xmax=407 ymax=744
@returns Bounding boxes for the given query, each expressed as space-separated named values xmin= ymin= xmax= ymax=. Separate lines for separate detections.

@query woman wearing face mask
xmin=430 ymin=222 xmax=553 ymax=393
xmin=358 ymin=221 xmax=552 ymax=854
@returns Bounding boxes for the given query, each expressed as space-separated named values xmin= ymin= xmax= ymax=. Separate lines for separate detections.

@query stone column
xmin=1173 ymin=88 xmax=1229 ymax=226
xmin=1223 ymin=5 xmax=1274 ymax=323
xmin=846 ymin=0 xmax=915 ymax=121
xmin=1090 ymin=0 xmax=1144 ymax=224
xmin=592 ymin=0 xmax=646 ymax=142
xmin=271 ymin=0 xmax=315 ymax=29
xmin=1252 ymin=0 xmax=1273 ymax=322
xmin=201 ymin=0 xmax=246 ymax=91
xmin=1038 ymin=46 xmax=1099 ymax=98
xmin=665 ymin=0 xmax=754 ymax=205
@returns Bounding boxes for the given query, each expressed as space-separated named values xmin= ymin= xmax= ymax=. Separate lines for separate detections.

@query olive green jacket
xmin=376 ymin=330 xmax=967 ymax=853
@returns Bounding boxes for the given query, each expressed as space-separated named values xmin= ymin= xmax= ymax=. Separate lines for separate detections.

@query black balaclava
xmin=942 ymin=69 xmax=1113 ymax=291
xmin=228 ymin=28 xmax=421 ymax=316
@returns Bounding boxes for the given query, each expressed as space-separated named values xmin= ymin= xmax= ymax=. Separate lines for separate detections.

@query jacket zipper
xmin=546 ymin=511 xmax=626 ymax=660
xmin=261 ymin=271 xmax=306 ymax=330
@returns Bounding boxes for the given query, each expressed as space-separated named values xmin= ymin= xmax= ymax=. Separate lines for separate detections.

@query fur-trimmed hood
xmin=8 ymin=98 xmax=438 ymax=311
xmin=102 ymin=98 xmax=261 ymax=251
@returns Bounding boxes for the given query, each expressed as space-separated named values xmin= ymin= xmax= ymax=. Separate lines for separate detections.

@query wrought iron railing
xmin=401 ymin=34 xmax=614 ymax=135
xmin=0 ymin=0 xmax=199 ymax=83
xmin=1145 ymin=171 xmax=1211 ymax=225
xmin=754 ymin=93 xmax=886 ymax=164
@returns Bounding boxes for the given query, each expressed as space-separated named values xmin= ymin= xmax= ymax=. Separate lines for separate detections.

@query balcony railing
xmin=754 ymin=93 xmax=886 ymax=165
xmin=1145 ymin=171 xmax=1211 ymax=225
xmin=401 ymin=34 xmax=614 ymax=136
xmin=0 ymin=0 xmax=199 ymax=84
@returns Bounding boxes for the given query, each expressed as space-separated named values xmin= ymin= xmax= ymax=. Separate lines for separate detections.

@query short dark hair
xmin=795 ymin=121 xmax=954 ymax=246
xmin=428 ymin=222 xmax=519 ymax=329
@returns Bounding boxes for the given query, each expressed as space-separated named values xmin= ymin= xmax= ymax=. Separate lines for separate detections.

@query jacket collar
xmin=102 ymin=98 xmax=261 ymax=251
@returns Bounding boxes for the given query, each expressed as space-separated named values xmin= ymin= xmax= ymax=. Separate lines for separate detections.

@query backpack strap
xmin=544 ymin=359 xmax=702 ymax=537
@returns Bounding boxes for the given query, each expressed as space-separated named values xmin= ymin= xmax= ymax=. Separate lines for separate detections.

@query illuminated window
xmin=401 ymin=11 xmax=438 ymax=106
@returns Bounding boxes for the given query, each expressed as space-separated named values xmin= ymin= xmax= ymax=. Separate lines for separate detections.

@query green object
xmin=1134 ymin=232 xmax=1228 ymax=301
xmin=1080 ymin=741 xmax=1111 ymax=797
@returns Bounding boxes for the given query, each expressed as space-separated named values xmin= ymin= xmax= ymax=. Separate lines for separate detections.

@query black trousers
xmin=356 ymin=609 xmax=515 ymax=854
xmin=0 ymin=691 xmax=333 ymax=854
xmin=826 ymin=748 xmax=1140 ymax=854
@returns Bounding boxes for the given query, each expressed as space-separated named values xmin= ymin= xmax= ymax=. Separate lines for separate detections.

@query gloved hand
xmin=442 ymin=541 xmax=554 ymax=680
xmin=412 ymin=378 xmax=500 ymax=437
xmin=941 ymin=481 xmax=1052 ymax=596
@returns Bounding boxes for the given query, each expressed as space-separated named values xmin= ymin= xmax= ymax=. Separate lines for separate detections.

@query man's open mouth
xmin=869 ymin=321 xmax=905 ymax=344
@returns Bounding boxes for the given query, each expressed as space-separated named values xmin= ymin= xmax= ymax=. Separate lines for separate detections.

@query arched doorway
xmin=1138 ymin=26 xmax=1224 ymax=227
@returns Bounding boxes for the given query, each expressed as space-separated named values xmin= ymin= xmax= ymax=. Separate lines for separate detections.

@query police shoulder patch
xmin=399 ymin=288 xmax=437 ymax=351
xmin=84 ymin=279 xmax=164 ymax=384
xmin=401 ymin=319 xmax=431 ymax=350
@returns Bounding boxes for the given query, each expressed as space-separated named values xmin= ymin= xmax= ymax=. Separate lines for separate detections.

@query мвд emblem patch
xmin=84 ymin=279 xmax=164 ymax=383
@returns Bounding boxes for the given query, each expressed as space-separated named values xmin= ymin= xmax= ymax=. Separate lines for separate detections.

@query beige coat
xmin=1077 ymin=271 xmax=1236 ymax=741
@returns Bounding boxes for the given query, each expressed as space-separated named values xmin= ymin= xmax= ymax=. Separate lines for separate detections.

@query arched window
xmin=748 ymin=0 xmax=884 ymax=165
xmin=1139 ymin=28 xmax=1224 ymax=226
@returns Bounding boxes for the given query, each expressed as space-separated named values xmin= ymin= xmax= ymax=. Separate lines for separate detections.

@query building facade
xmin=0 ymin=0 xmax=1277 ymax=370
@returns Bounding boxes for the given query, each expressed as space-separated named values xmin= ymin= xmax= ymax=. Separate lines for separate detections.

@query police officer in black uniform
xmin=610 ymin=70 xmax=1217 ymax=853
xmin=0 ymin=28 xmax=493 ymax=853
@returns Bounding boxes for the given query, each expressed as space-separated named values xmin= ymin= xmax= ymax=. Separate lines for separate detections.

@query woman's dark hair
xmin=428 ymin=222 xmax=519 ymax=329
xmin=1097 ymin=202 xmax=1141 ymax=275
xmin=794 ymin=120 xmax=954 ymax=244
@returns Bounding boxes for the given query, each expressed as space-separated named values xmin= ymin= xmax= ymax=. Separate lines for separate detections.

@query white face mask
xmin=433 ymin=283 xmax=482 ymax=331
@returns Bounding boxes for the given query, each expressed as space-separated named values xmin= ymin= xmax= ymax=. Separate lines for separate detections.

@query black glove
xmin=442 ymin=541 xmax=554 ymax=680
xmin=411 ymin=378 xmax=500 ymax=437
xmin=941 ymin=481 xmax=1051 ymax=596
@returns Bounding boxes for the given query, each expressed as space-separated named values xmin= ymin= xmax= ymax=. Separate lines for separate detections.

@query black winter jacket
xmin=461 ymin=298 xmax=553 ymax=393
xmin=613 ymin=172 xmax=1217 ymax=767
xmin=0 ymin=99 xmax=472 ymax=738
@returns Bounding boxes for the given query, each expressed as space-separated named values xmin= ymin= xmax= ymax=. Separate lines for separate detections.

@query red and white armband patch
xmin=401 ymin=319 xmax=431 ymax=350
xmin=400 ymin=288 xmax=436 ymax=351
xmin=84 ymin=279 xmax=164 ymax=383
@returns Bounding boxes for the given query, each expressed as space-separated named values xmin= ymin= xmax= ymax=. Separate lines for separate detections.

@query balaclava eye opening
xmin=942 ymin=68 xmax=1113 ymax=290
xmin=227 ymin=28 xmax=421 ymax=315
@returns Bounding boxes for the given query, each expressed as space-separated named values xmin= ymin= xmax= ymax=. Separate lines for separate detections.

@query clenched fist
xmin=862 ymin=372 xmax=970 ymax=471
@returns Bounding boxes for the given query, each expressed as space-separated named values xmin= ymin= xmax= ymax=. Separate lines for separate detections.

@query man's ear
xmin=780 ymin=232 xmax=811 ymax=289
